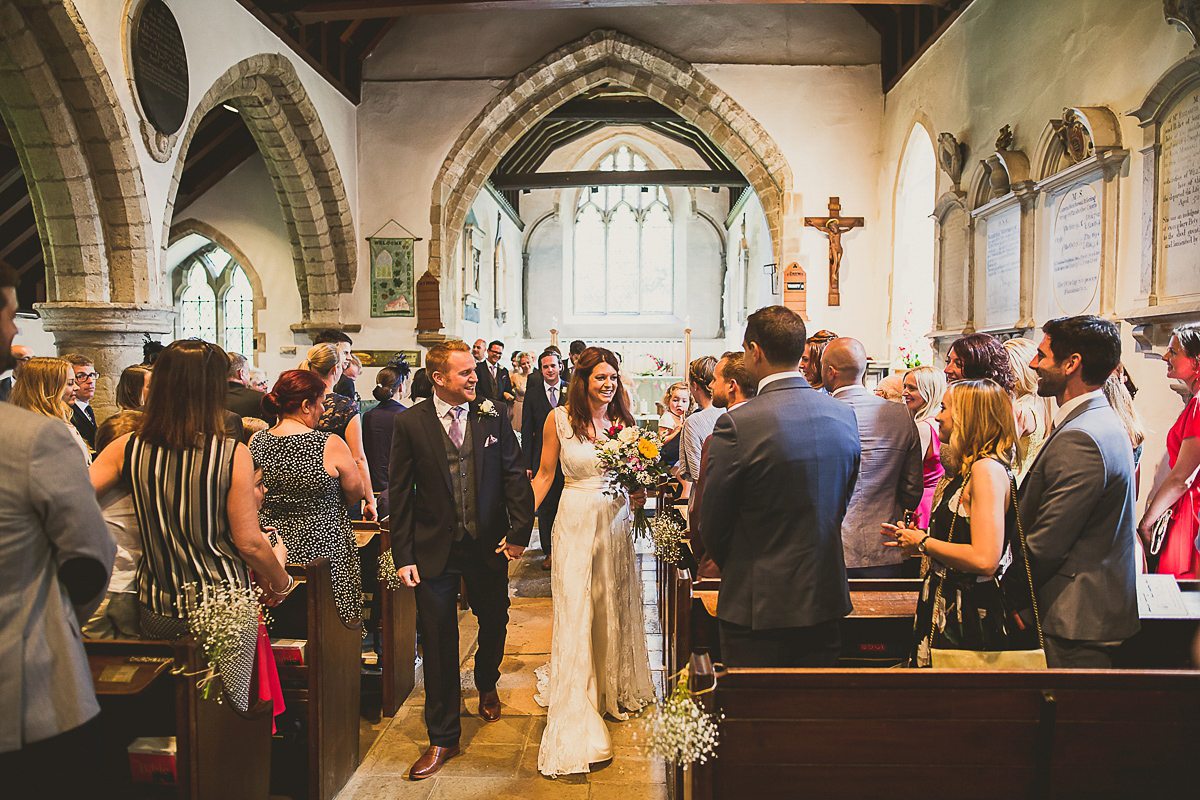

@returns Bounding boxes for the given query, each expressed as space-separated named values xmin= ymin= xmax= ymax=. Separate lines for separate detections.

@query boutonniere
xmin=477 ymin=399 xmax=499 ymax=419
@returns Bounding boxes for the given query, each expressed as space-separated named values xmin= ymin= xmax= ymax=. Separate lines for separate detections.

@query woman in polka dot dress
xmin=250 ymin=369 xmax=367 ymax=626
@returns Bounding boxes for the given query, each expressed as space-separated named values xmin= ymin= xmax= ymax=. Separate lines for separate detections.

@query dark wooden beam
xmin=490 ymin=169 xmax=746 ymax=191
xmin=0 ymin=192 xmax=31 ymax=228
xmin=545 ymin=99 xmax=680 ymax=123
xmin=0 ymin=222 xmax=38 ymax=260
xmin=295 ymin=0 xmax=949 ymax=22
xmin=233 ymin=0 xmax=359 ymax=102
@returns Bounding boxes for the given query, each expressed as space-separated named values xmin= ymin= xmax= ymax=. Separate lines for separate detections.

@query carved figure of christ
xmin=804 ymin=197 xmax=864 ymax=306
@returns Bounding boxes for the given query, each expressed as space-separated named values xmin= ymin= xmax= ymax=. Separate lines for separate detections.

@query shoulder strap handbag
xmin=929 ymin=464 xmax=1047 ymax=669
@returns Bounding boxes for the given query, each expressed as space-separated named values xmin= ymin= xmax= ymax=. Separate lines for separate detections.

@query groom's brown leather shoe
xmin=479 ymin=689 xmax=502 ymax=722
xmin=409 ymin=745 xmax=459 ymax=780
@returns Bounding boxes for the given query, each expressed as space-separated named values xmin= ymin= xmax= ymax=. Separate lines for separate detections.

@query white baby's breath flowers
xmin=182 ymin=581 xmax=262 ymax=702
xmin=643 ymin=679 xmax=722 ymax=766
xmin=650 ymin=511 xmax=686 ymax=564
xmin=378 ymin=549 xmax=406 ymax=591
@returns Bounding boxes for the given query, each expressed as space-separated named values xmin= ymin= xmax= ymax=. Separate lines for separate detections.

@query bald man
xmin=0 ymin=344 xmax=32 ymax=402
xmin=824 ymin=338 xmax=923 ymax=578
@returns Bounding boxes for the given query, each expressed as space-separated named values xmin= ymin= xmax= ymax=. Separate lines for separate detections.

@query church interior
xmin=5 ymin=0 xmax=1200 ymax=797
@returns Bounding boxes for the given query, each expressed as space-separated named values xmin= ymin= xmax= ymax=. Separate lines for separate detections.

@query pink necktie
xmin=448 ymin=407 xmax=464 ymax=449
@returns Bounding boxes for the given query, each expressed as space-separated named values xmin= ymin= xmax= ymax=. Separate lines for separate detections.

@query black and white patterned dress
xmin=249 ymin=429 xmax=361 ymax=626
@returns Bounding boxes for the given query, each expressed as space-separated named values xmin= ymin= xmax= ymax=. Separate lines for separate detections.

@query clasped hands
xmin=881 ymin=518 xmax=925 ymax=558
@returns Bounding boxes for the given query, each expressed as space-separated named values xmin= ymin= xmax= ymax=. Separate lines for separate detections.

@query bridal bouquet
xmin=595 ymin=423 xmax=672 ymax=539
xmin=181 ymin=581 xmax=262 ymax=702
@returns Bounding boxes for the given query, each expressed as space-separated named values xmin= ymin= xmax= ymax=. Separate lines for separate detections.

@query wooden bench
xmin=271 ymin=558 xmax=363 ymax=800
xmin=377 ymin=527 xmax=418 ymax=716
xmin=685 ymin=652 xmax=1200 ymax=799
xmin=86 ymin=637 xmax=273 ymax=799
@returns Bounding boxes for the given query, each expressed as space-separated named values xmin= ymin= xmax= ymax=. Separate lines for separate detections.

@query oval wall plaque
xmin=131 ymin=0 xmax=189 ymax=136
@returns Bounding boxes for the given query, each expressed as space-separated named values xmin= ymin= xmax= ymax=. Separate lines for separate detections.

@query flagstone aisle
xmin=336 ymin=534 xmax=668 ymax=799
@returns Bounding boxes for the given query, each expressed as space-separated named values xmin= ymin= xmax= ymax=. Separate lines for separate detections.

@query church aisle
xmin=335 ymin=541 xmax=667 ymax=800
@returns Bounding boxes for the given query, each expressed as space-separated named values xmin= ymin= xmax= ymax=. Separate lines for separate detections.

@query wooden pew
xmin=685 ymin=652 xmax=1200 ymax=800
xmin=271 ymin=558 xmax=363 ymax=800
xmin=377 ymin=527 xmax=418 ymax=716
xmin=87 ymin=637 xmax=273 ymax=799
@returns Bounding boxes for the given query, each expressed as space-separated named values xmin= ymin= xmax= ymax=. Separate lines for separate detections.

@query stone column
xmin=36 ymin=302 xmax=175 ymax=421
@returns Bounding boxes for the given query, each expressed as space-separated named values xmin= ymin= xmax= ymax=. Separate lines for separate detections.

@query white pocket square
xmin=485 ymin=435 xmax=498 ymax=447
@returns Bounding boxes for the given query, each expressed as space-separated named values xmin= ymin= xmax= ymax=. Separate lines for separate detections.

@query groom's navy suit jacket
xmin=700 ymin=374 xmax=860 ymax=630
xmin=389 ymin=397 xmax=534 ymax=577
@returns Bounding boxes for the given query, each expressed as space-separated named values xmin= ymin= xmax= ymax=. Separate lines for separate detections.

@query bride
xmin=530 ymin=346 xmax=656 ymax=777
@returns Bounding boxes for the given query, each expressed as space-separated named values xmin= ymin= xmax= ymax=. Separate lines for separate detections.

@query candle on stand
xmin=684 ymin=327 xmax=692 ymax=369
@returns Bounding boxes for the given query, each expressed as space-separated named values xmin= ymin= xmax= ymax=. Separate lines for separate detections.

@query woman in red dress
xmin=1138 ymin=324 xmax=1200 ymax=578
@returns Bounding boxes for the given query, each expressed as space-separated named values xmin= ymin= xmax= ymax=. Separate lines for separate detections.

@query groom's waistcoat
xmin=441 ymin=422 xmax=477 ymax=540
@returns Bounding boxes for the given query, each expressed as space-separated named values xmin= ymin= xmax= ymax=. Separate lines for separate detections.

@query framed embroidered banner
xmin=369 ymin=236 xmax=416 ymax=317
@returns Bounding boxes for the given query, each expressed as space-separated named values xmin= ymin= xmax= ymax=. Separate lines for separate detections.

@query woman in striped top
xmin=90 ymin=340 xmax=291 ymax=710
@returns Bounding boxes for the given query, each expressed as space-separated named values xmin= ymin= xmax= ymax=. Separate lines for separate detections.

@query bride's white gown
xmin=534 ymin=407 xmax=656 ymax=776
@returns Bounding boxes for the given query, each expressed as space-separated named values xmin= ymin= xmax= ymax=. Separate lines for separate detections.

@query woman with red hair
xmin=250 ymin=369 xmax=367 ymax=625
xmin=529 ymin=347 xmax=655 ymax=777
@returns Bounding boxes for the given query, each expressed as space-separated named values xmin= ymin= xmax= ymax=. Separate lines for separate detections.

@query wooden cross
xmin=804 ymin=197 xmax=864 ymax=307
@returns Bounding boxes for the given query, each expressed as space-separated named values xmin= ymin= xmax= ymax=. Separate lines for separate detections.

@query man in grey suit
xmin=1023 ymin=315 xmax=1139 ymax=668
xmin=824 ymin=338 xmax=923 ymax=578
xmin=0 ymin=261 xmax=115 ymax=794
xmin=700 ymin=306 xmax=861 ymax=667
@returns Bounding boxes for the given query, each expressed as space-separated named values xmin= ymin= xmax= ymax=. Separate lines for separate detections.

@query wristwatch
xmin=917 ymin=533 xmax=931 ymax=554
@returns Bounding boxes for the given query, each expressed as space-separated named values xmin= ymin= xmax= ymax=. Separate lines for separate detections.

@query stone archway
xmin=428 ymin=29 xmax=792 ymax=329
xmin=164 ymin=54 xmax=356 ymax=332
xmin=0 ymin=0 xmax=156 ymax=306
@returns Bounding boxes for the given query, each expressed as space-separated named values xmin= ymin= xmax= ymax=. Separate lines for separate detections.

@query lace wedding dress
xmin=535 ymin=407 xmax=656 ymax=776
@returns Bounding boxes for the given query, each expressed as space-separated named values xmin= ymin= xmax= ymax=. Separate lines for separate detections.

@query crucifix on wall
xmin=804 ymin=197 xmax=864 ymax=306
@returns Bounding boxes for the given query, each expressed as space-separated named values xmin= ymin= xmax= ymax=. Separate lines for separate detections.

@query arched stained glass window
xmin=173 ymin=241 xmax=257 ymax=357
xmin=573 ymin=145 xmax=673 ymax=315
xmin=179 ymin=263 xmax=217 ymax=342
xmin=223 ymin=267 xmax=254 ymax=357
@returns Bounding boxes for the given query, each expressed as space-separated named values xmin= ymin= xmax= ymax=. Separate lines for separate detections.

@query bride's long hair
xmin=565 ymin=346 xmax=635 ymax=441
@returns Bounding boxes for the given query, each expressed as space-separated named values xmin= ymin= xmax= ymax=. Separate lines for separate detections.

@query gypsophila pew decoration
xmin=649 ymin=504 xmax=688 ymax=565
xmin=178 ymin=582 xmax=262 ymax=702
xmin=378 ymin=548 xmax=406 ymax=591
xmin=640 ymin=667 xmax=722 ymax=766
xmin=595 ymin=423 xmax=672 ymax=539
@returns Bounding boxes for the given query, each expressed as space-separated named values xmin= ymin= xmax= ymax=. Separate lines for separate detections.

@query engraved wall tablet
xmin=1159 ymin=86 xmax=1200 ymax=297
xmin=132 ymin=0 xmax=189 ymax=136
xmin=1050 ymin=184 xmax=1102 ymax=315
xmin=984 ymin=206 xmax=1020 ymax=326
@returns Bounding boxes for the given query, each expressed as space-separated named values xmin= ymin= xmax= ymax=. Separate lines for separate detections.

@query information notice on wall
xmin=1050 ymin=183 xmax=1102 ymax=315
xmin=984 ymin=205 xmax=1020 ymax=326
xmin=1160 ymin=86 xmax=1200 ymax=297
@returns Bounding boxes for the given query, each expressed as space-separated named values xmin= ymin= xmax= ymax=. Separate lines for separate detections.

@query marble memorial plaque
xmin=132 ymin=0 xmax=189 ymax=136
xmin=1051 ymin=183 xmax=1102 ymax=315
xmin=985 ymin=206 xmax=1020 ymax=326
xmin=938 ymin=206 xmax=969 ymax=328
xmin=1160 ymin=86 xmax=1200 ymax=297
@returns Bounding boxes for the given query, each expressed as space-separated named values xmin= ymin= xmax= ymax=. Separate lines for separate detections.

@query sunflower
xmin=638 ymin=439 xmax=659 ymax=460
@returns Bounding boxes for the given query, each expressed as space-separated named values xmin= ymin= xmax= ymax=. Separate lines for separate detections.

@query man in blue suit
xmin=700 ymin=305 xmax=861 ymax=667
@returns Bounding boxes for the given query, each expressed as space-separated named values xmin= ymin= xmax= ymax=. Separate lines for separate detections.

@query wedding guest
xmin=1138 ymin=323 xmax=1200 ymax=579
xmin=944 ymin=332 xmax=1015 ymax=393
xmin=343 ymin=354 xmax=364 ymax=404
xmin=884 ymin=380 xmax=1023 ymax=667
xmin=825 ymin=338 xmax=923 ymax=578
xmin=363 ymin=359 xmax=410 ymax=493
xmin=701 ymin=306 xmax=859 ymax=667
xmin=475 ymin=340 xmax=514 ymax=404
xmin=303 ymin=343 xmax=376 ymax=521
xmin=89 ymin=339 xmax=292 ymax=710
xmin=677 ymin=356 xmax=721 ymax=503
xmin=83 ymin=411 xmax=144 ymax=639
xmin=249 ymin=368 xmax=270 ymax=393
xmin=510 ymin=350 xmax=532 ymax=425
xmin=800 ymin=329 xmax=837 ymax=392
xmin=114 ymin=364 xmax=152 ymax=412
xmin=901 ymin=365 xmax=947 ymax=530
xmin=313 ymin=329 xmax=356 ymax=398
xmin=63 ymin=353 xmax=98 ymax=450
xmin=11 ymin=357 xmax=91 ymax=464
xmin=874 ymin=372 xmax=905 ymax=402
xmin=0 ymin=261 xmax=113 ymax=794
xmin=0 ymin=343 xmax=33 ymax=401
xmin=658 ymin=381 xmax=689 ymax=467
xmin=1102 ymin=369 xmax=1146 ymax=471
xmin=472 ymin=339 xmax=487 ymax=362
xmin=1025 ymin=315 xmax=1138 ymax=667
xmin=252 ymin=370 xmax=366 ymax=625
xmin=226 ymin=352 xmax=268 ymax=424
xmin=522 ymin=350 xmax=568 ymax=570
xmin=1004 ymin=337 xmax=1053 ymax=474
xmin=410 ymin=368 xmax=433 ymax=404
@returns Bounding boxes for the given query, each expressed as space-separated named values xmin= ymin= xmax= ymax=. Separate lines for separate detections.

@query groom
xmin=389 ymin=340 xmax=534 ymax=780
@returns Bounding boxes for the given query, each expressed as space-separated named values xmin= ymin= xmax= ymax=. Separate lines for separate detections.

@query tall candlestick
xmin=684 ymin=328 xmax=692 ymax=369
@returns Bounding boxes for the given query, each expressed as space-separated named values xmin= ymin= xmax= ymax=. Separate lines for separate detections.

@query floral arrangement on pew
xmin=641 ymin=668 xmax=722 ymax=767
xmin=649 ymin=504 xmax=689 ymax=566
xmin=378 ymin=549 xmax=405 ymax=591
xmin=180 ymin=582 xmax=264 ymax=703
xmin=595 ymin=423 xmax=675 ymax=539
xmin=635 ymin=354 xmax=674 ymax=376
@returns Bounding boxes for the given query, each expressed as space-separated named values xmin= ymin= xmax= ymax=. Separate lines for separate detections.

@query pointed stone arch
xmin=429 ymin=29 xmax=792 ymax=323
xmin=164 ymin=54 xmax=356 ymax=332
xmin=0 ymin=0 xmax=155 ymax=305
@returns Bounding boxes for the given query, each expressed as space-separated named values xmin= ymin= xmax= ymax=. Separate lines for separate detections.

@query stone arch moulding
xmin=0 ymin=0 xmax=156 ymax=308
xmin=169 ymin=218 xmax=267 ymax=353
xmin=428 ymin=28 xmax=793 ymax=334
xmin=164 ymin=53 xmax=357 ymax=334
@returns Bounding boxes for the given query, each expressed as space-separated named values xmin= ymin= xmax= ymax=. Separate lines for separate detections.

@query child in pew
xmin=83 ymin=411 xmax=145 ymax=639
